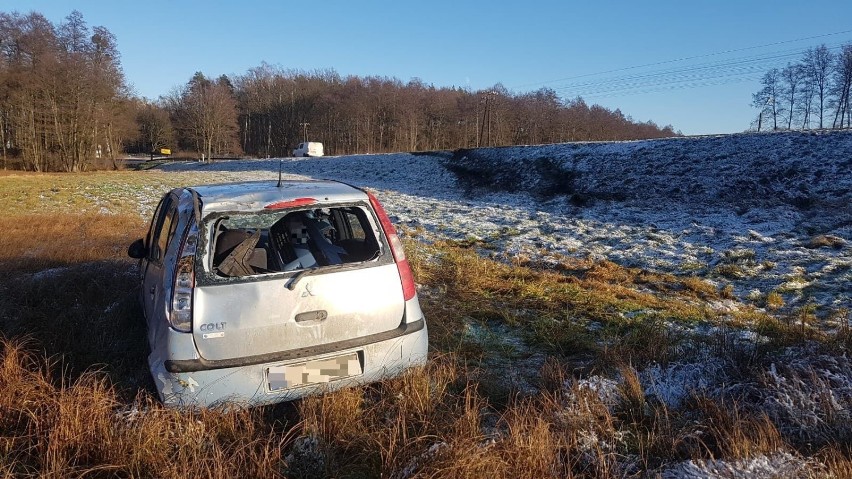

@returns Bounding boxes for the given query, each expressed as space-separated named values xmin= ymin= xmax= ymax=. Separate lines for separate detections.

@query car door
xmin=142 ymin=194 xmax=179 ymax=346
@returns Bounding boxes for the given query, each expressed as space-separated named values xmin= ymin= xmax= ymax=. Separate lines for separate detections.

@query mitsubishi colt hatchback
xmin=127 ymin=180 xmax=428 ymax=407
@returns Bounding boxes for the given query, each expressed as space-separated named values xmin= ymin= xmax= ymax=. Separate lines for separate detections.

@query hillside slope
xmin=448 ymin=130 xmax=852 ymax=233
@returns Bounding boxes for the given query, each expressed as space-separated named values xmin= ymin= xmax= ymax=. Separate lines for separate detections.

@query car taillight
xmin=169 ymin=220 xmax=198 ymax=332
xmin=367 ymin=191 xmax=416 ymax=301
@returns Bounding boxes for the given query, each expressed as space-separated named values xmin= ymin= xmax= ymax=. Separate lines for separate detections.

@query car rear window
xmin=207 ymin=205 xmax=382 ymax=278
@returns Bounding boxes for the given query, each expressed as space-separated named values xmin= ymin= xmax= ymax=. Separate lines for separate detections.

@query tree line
xmin=0 ymin=11 xmax=132 ymax=171
xmin=752 ymin=43 xmax=852 ymax=131
xmin=1 ymin=10 xmax=677 ymax=171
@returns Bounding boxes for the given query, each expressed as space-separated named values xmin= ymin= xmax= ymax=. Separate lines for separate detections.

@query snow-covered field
xmin=156 ymin=130 xmax=851 ymax=316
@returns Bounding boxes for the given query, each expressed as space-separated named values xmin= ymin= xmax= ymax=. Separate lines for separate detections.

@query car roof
xmin=187 ymin=180 xmax=368 ymax=213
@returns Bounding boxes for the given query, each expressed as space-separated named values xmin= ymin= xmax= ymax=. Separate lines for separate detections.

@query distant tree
xmin=780 ymin=63 xmax=803 ymax=130
xmin=0 ymin=10 xmax=681 ymax=171
xmin=752 ymin=68 xmax=781 ymax=131
xmin=831 ymin=44 xmax=852 ymax=129
xmin=169 ymin=72 xmax=240 ymax=161
xmin=1 ymin=11 xmax=59 ymax=171
xmin=136 ymin=100 xmax=174 ymax=153
xmin=89 ymin=25 xmax=135 ymax=170
xmin=0 ymin=10 xmax=130 ymax=171
xmin=804 ymin=45 xmax=834 ymax=129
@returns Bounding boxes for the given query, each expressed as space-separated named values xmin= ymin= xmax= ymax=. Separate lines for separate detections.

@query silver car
xmin=128 ymin=180 xmax=428 ymax=407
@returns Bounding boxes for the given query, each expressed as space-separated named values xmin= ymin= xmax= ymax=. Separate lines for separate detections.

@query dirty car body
xmin=128 ymin=180 xmax=427 ymax=407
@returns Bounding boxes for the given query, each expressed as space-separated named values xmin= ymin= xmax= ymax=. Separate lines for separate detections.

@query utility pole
xmin=487 ymin=93 xmax=492 ymax=146
xmin=479 ymin=95 xmax=487 ymax=147
xmin=300 ymin=122 xmax=310 ymax=142
xmin=267 ymin=122 xmax=272 ymax=158
xmin=478 ymin=91 xmax=498 ymax=147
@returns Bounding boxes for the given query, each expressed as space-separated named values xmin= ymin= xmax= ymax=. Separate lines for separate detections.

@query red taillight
xmin=367 ymin=191 xmax=416 ymax=301
xmin=264 ymin=197 xmax=317 ymax=210
xmin=169 ymin=220 xmax=198 ymax=332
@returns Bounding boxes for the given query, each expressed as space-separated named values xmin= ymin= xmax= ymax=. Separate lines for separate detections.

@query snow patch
xmin=641 ymin=359 xmax=728 ymax=409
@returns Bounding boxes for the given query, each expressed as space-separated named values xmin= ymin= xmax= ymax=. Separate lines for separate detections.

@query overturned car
xmin=128 ymin=180 xmax=428 ymax=407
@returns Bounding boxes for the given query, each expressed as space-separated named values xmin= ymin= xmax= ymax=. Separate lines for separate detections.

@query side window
xmin=344 ymin=212 xmax=366 ymax=240
xmin=149 ymin=196 xmax=177 ymax=263
xmin=146 ymin=196 xmax=167 ymax=250
xmin=157 ymin=208 xmax=179 ymax=259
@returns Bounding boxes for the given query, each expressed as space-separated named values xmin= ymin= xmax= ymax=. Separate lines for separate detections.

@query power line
xmin=512 ymin=29 xmax=852 ymax=90
xmin=546 ymin=42 xmax=850 ymax=101
xmin=551 ymin=46 xmax=814 ymax=91
xmin=580 ymin=75 xmax=764 ymax=101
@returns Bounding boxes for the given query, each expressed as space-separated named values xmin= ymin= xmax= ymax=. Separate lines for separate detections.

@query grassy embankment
xmin=0 ymin=171 xmax=849 ymax=478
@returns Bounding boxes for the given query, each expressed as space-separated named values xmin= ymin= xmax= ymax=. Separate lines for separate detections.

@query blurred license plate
xmin=267 ymin=352 xmax=362 ymax=391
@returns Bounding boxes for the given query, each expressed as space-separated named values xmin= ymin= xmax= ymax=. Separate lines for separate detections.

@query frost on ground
xmin=761 ymin=345 xmax=852 ymax=445
xmin=659 ymin=452 xmax=818 ymax=479
xmin=641 ymin=356 xmax=728 ymax=410
xmin=284 ymin=435 xmax=326 ymax=477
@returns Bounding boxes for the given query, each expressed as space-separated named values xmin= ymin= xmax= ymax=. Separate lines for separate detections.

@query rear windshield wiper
xmin=286 ymin=267 xmax=320 ymax=291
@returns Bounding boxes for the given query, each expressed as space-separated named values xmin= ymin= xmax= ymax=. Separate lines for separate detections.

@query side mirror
xmin=128 ymin=238 xmax=148 ymax=259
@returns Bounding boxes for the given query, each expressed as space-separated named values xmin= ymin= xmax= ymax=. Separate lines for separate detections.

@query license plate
xmin=267 ymin=352 xmax=362 ymax=391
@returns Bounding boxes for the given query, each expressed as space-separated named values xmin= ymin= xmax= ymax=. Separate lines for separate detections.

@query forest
xmin=0 ymin=10 xmax=680 ymax=171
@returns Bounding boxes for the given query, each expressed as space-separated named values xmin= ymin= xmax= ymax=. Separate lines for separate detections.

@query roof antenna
xmin=276 ymin=159 xmax=283 ymax=187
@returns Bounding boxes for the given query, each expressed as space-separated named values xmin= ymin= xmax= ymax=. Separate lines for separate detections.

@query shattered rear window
xmin=207 ymin=206 xmax=382 ymax=278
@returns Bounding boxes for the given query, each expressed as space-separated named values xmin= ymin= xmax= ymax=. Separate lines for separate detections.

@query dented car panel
xmin=192 ymin=264 xmax=406 ymax=361
xmin=132 ymin=180 xmax=428 ymax=407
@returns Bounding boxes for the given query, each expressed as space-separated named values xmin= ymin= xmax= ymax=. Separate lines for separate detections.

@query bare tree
xmin=804 ymin=45 xmax=834 ymax=129
xmin=780 ymin=63 xmax=802 ymax=130
xmin=169 ymin=72 xmax=240 ymax=161
xmin=752 ymin=69 xmax=780 ymax=131
xmin=228 ymin=67 xmax=676 ymax=158
xmin=136 ymin=100 xmax=174 ymax=154
xmin=0 ymin=10 xmax=130 ymax=171
xmin=831 ymin=44 xmax=852 ymax=129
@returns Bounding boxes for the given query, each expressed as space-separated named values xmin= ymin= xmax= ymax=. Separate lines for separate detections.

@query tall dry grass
xmin=0 ymin=338 xmax=291 ymax=478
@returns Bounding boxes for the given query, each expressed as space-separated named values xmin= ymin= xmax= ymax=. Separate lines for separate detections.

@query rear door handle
xmin=295 ymin=310 xmax=328 ymax=323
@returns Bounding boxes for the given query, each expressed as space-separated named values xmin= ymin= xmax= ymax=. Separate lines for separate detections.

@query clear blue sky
xmin=5 ymin=0 xmax=852 ymax=135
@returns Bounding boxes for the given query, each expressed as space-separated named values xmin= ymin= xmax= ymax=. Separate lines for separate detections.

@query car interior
xmin=211 ymin=207 xmax=381 ymax=278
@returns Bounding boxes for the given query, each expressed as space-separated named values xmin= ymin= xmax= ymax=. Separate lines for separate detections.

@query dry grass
xmin=816 ymin=446 xmax=852 ymax=478
xmin=806 ymin=234 xmax=846 ymax=249
xmin=0 ymin=338 xmax=290 ymax=478
xmin=407 ymin=239 xmax=792 ymax=368
xmin=690 ymin=397 xmax=785 ymax=459
xmin=766 ymin=290 xmax=785 ymax=310
xmin=0 ymin=213 xmax=143 ymax=273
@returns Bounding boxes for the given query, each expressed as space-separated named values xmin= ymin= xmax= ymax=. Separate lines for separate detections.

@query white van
xmin=292 ymin=142 xmax=324 ymax=157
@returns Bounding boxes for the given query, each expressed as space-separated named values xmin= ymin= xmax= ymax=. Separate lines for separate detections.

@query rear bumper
xmin=149 ymin=319 xmax=428 ymax=407
xmin=165 ymin=319 xmax=424 ymax=373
